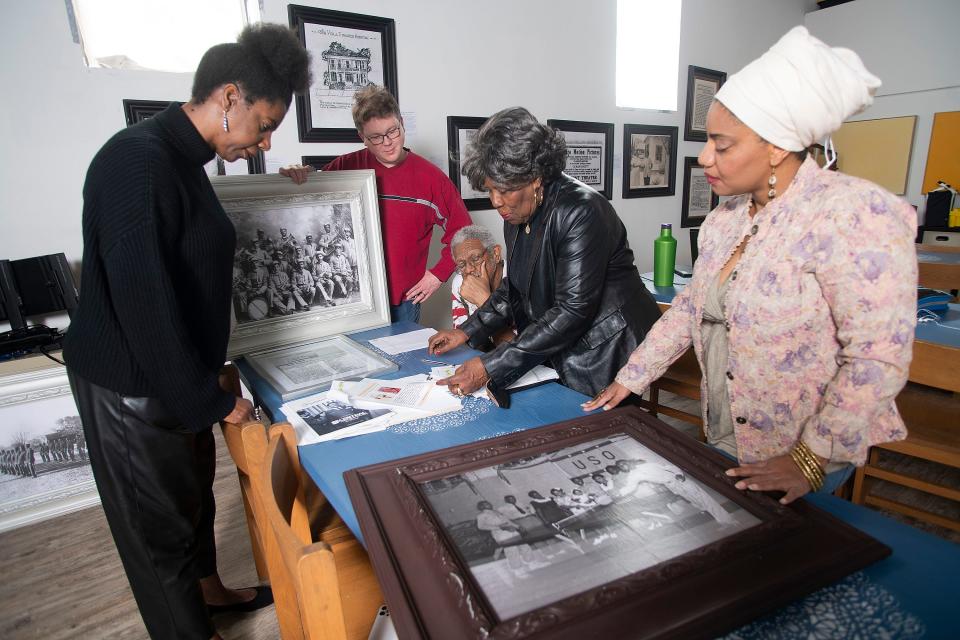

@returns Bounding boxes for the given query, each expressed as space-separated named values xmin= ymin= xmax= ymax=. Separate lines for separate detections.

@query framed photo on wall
xmin=446 ymin=116 xmax=491 ymax=211
xmin=0 ymin=363 xmax=99 ymax=533
xmin=547 ymin=119 xmax=614 ymax=200
xmin=680 ymin=156 xmax=719 ymax=228
xmin=684 ymin=66 xmax=726 ymax=142
xmin=211 ymin=170 xmax=390 ymax=357
xmin=122 ymin=98 xmax=170 ymax=126
xmin=302 ymin=155 xmax=341 ymax=171
xmin=622 ymin=124 xmax=678 ymax=199
xmin=346 ymin=407 xmax=890 ymax=640
xmin=289 ymin=5 xmax=398 ymax=143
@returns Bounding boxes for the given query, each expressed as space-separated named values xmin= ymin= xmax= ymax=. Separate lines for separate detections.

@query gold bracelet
xmin=790 ymin=448 xmax=824 ymax=491
xmin=794 ymin=441 xmax=826 ymax=486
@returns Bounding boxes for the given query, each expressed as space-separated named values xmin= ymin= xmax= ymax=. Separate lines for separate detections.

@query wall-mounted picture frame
xmin=680 ymin=157 xmax=719 ymax=228
xmin=302 ymin=155 xmax=341 ymax=171
xmin=684 ymin=66 xmax=726 ymax=142
xmin=289 ymin=5 xmax=398 ymax=143
xmin=345 ymin=407 xmax=890 ymax=640
xmin=446 ymin=116 xmax=492 ymax=212
xmin=121 ymin=99 xmax=265 ymax=175
xmin=547 ymin=119 xmax=614 ymax=200
xmin=0 ymin=363 xmax=98 ymax=533
xmin=622 ymin=124 xmax=678 ymax=199
xmin=211 ymin=171 xmax=390 ymax=357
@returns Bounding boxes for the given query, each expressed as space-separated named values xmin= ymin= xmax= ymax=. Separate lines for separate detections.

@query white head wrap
xmin=714 ymin=26 xmax=881 ymax=152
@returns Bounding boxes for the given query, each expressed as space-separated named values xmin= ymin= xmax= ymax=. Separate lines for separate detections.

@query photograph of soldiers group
xmin=1 ymin=392 xmax=94 ymax=528
xmin=422 ymin=434 xmax=760 ymax=620
xmin=231 ymin=202 xmax=362 ymax=324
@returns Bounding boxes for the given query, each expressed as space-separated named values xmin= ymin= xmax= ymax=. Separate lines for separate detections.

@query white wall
xmin=0 ymin=0 xmax=812 ymax=331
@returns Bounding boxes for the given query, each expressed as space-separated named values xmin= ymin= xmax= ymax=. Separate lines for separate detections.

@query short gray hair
xmin=462 ymin=107 xmax=566 ymax=191
xmin=451 ymin=225 xmax=498 ymax=250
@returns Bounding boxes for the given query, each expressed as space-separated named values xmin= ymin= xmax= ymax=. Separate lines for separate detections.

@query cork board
xmin=921 ymin=111 xmax=960 ymax=194
xmin=832 ymin=116 xmax=916 ymax=195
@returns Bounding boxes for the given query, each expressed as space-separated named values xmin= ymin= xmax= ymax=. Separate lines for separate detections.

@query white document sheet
xmin=368 ymin=328 xmax=437 ymax=355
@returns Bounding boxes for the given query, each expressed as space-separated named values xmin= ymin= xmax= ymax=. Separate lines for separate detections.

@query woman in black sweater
xmin=63 ymin=24 xmax=310 ymax=640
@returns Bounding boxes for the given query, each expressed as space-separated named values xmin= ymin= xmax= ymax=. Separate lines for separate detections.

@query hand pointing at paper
xmin=436 ymin=357 xmax=489 ymax=396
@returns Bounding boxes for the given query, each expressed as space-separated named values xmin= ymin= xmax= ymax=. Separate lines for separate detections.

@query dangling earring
xmin=535 ymin=186 xmax=544 ymax=207
xmin=767 ymin=165 xmax=777 ymax=200
xmin=222 ymin=110 xmax=229 ymax=133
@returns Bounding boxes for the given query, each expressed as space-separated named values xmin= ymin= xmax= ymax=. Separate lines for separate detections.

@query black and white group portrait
xmin=421 ymin=434 xmax=759 ymax=620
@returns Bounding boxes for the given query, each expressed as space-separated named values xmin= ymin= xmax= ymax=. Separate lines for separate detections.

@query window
xmin=70 ymin=0 xmax=260 ymax=72
xmin=616 ymin=0 xmax=683 ymax=111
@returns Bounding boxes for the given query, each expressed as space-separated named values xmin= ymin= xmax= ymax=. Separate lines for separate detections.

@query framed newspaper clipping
xmin=212 ymin=170 xmax=390 ymax=357
xmin=547 ymin=119 xmax=614 ymax=200
xmin=684 ymin=66 xmax=726 ymax=142
xmin=345 ymin=407 xmax=890 ymax=640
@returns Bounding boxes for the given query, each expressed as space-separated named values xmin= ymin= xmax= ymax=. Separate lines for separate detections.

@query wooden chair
xmin=640 ymin=348 xmax=705 ymax=441
xmin=260 ymin=422 xmax=383 ymax=640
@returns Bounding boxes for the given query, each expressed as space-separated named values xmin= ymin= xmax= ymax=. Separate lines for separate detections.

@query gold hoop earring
xmin=535 ymin=186 xmax=544 ymax=207
xmin=767 ymin=165 xmax=777 ymax=200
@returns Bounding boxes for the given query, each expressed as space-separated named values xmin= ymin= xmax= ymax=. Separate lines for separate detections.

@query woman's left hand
xmin=279 ymin=164 xmax=316 ymax=184
xmin=724 ymin=454 xmax=815 ymax=505
xmin=436 ymin=357 xmax=489 ymax=396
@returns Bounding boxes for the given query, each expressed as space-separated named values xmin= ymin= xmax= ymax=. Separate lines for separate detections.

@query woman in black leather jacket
xmin=428 ymin=107 xmax=660 ymax=400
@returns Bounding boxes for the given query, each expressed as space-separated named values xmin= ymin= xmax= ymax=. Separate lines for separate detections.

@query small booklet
xmin=353 ymin=378 xmax=432 ymax=409
xmin=282 ymin=391 xmax=393 ymax=444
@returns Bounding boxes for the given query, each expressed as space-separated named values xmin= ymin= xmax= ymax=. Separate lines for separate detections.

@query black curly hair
xmin=462 ymin=107 xmax=567 ymax=191
xmin=191 ymin=23 xmax=311 ymax=108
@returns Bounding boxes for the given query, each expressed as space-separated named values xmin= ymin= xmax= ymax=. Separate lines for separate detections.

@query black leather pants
xmin=68 ymin=371 xmax=217 ymax=640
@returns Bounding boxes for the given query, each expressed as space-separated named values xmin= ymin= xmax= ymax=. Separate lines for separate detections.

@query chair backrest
xmin=917 ymin=243 xmax=960 ymax=292
xmin=261 ymin=423 xmax=382 ymax=640
xmin=690 ymin=227 xmax=699 ymax=265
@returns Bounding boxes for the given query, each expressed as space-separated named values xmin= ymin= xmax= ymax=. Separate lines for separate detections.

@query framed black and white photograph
xmin=447 ymin=116 xmax=492 ymax=211
xmin=211 ymin=171 xmax=390 ymax=357
xmin=680 ymin=156 xmax=719 ymax=228
xmin=684 ymin=66 xmax=726 ymax=142
xmin=289 ymin=5 xmax=398 ymax=143
xmin=0 ymin=364 xmax=98 ymax=533
xmin=302 ymin=155 xmax=341 ymax=171
xmin=622 ymin=124 xmax=678 ymax=199
xmin=122 ymin=98 xmax=266 ymax=175
xmin=245 ymin=334 xmax=397 ymax=401
xmin=346 ymin=407 xmax=891 ymax=640
xmin=547 ymin=120 xmax=614 ymax=200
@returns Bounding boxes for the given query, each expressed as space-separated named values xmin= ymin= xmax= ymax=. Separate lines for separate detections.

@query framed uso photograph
xmin=122 ymin=98 xmax=265 ymax=175
xmin=289 ymin=5 xmax=398 ymax=143
xmin=547 ymin=120 xmax=615 ymax=200
xmin=684 ymin=66 xmax=726 ymax=142
xmin=680 ymin=156 xmax=719 ymax=228
xmin=622 ymin=124 xmax=678 ymax=199
xmin=211 ymin=170 xmax=390 ymax=357
xmin=447 ymin=115 xmax=492 ymax=212
xmin=345 ymin=407 xmax=890 ymax=640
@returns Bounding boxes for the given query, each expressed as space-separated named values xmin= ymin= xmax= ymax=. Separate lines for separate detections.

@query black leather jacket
xmin=461 ymin=174 xmax=660 ymax=397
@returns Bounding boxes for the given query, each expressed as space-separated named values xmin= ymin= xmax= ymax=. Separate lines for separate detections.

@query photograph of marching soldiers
xmin=1 ymin=391 xmax=94 ymax=530
xmin=421 ymin=434 xmax=760 ymax=620
xmin=231 ymin=201 xmax=362 ymax=324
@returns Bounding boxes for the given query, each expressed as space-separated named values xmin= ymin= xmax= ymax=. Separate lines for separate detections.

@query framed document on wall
xmin=447 ymin=115 xmax=492 ymax=211
xmin=548 ymin=119 xmax=614 ymax=200
xmin=680 ymin=156 xmax=719 ymax=228
xmin=622 ymin=124 xmax=678 ymax=199
xmin=684 ymin=66 xmax=726 ymax=142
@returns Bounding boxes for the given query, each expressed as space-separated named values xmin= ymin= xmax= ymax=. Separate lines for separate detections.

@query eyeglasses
xmin=454 ymin=251 xmax=488 ymax=274
xmin=365 ymin=124 xmax=403 ymax=145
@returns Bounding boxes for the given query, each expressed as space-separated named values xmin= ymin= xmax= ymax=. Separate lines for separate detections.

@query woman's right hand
xmin=428 ymin=329 xmax=469 ymax=355
xmin=223 ymin=397 xmax=255 ymax=424
xmin=581 ymin=382 xmax=631 ymax=412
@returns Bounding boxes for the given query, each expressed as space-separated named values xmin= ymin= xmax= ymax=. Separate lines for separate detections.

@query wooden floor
xmin=0 ymin=395 xmax=955 ymax=639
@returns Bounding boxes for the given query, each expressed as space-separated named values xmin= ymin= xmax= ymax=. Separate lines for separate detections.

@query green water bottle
xmin=653 ymin=223 xmax=677 ymax=287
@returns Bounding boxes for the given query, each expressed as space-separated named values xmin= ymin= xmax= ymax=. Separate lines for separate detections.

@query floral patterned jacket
xmin=616 ymin=158 xmax=917 ymax=465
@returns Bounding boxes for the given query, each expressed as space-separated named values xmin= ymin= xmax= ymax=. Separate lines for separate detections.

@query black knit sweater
xmin=63 ymin=103 xmax=237 ymax=432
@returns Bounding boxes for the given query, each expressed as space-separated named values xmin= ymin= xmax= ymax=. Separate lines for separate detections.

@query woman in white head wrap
xmin=585 ymin=27 xmax=917 ymax=504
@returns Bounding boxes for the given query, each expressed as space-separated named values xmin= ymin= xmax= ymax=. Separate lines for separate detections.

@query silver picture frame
xmin=212 ymin=170 xmax=390 ymax=358
xmin=244 ymin=334 xmax=398 ymax=401
xmin=0 ymin=362 xmax=98 ymax=533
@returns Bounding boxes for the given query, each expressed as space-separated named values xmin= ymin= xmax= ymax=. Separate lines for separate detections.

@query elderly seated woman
xmin=449 ymin=225 xmax=515 ymax=348
xmin=428 ymin=107 xmax=661 ymax=402
xmin=585 ymin=27 xmax=917 ymax=505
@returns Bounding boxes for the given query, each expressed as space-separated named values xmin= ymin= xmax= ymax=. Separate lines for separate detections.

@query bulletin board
xmin=831 ymin=116 xmax=916 ymax=195
xmin=921 ymin=111 xmax=960 ymax=194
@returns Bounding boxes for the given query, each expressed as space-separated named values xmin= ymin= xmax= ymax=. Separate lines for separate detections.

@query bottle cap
xmin=661 ymin=223 xmax=672 ymax=229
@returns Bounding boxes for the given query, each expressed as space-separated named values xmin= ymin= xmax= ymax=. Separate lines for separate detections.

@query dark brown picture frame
xmin=121 ymin=99 xmax=265 ymax=174
xmin=447 ymin=115 xmax=492 ymax=212
xmin=547 ymin=119 xmax=615 ymax=200
xmin=622 ymin=124 xmax=678 ymax=199
xmin=680 ymin=156 xmax=719 ymax=228
xmin=684 ymin=65 xmax=726 ymax=142
xmin=288 ymin=5 xmax=398 ymax=143
xmin=301 ymin=155 xmax=340 ymax=171
xmin=345 ymin=407 xmax=889 ymax=640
